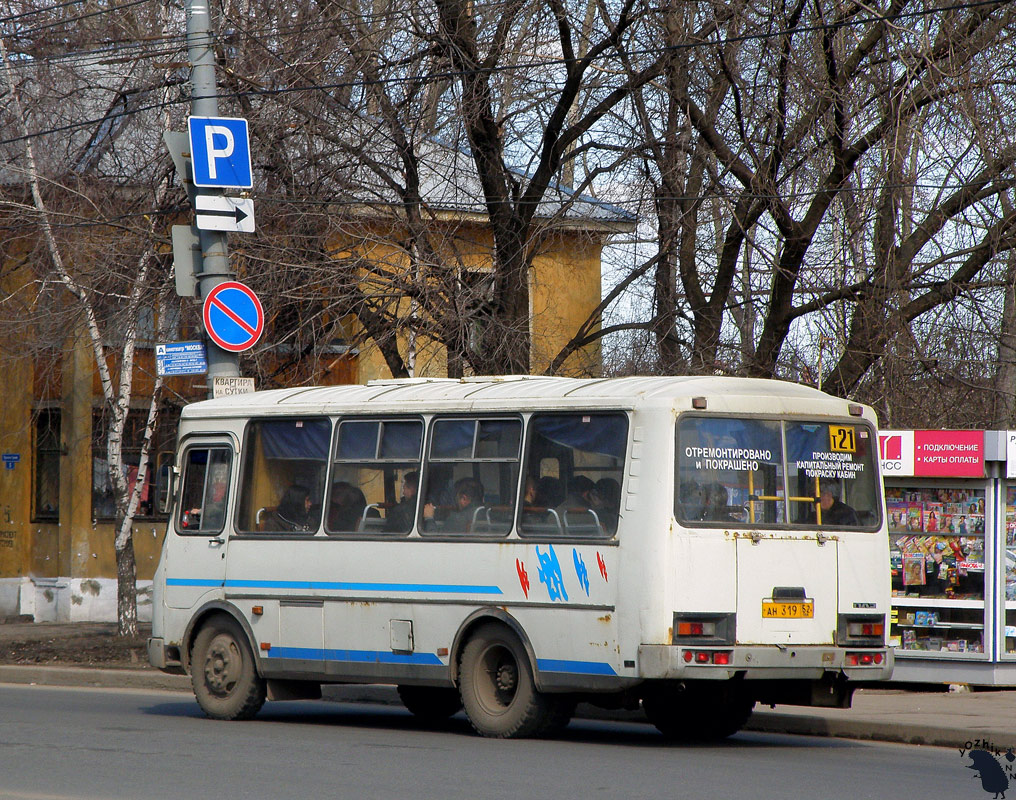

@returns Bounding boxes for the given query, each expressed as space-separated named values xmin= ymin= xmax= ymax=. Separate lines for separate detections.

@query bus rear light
xmin=845 ymin=651 xmax=883 ymax=666
xmin=837 ymin=614 xmax=886 ymax=646
xmin=677 ymin=621 xmax=716 ymax=637
xmin=260 ymin=642 xmax=271 ymax=651
xmin=683 ymin=649 xmax=733 ymax=665
xmin=672 ymin=613 xmax=734 ymax=644
xmin=847 ymin=622 xmax=884 ymax=637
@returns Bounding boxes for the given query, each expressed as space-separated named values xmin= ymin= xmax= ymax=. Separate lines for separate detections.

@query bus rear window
xmin=676 ymin=416 xmax=879 ymax=529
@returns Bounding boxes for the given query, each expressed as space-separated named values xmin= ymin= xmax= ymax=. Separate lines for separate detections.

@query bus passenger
xmin=557 ymin=475 xmax=603 ymax=532
xmin=386 ymin=471 xmax=419 ymax=533
xmin=327 ymin=482 xmax=367 ymax=531
xmin=818 ymin=481 xmax=858 ymax=526
xmin=596 ymin=477 xmax=621 ymax=529
xmin=522 ymin=475 xmax=549 ymax=526
xmin=536 ymin=476 xmax=564 ymax=508
xmin=558 ymin=475 xmax=598 ymax=512
xmin=679 ymin=481 xmax=706 ymax=521
xmin=703 ymin=482 xmax=737 ymax=522
xmin=444 ymin=477 xmax=485 ymax=532
xmin=271 ymin=485 xmax=316 ymax=532
xmin=524 ymin=475 xmax=538 ymax=506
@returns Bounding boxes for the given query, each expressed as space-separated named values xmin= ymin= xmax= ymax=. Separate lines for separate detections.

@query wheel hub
xmin=204 ymin=639 xmax=238 ymax=695
xmin=495 ymin=662 xmax=516 ymax=693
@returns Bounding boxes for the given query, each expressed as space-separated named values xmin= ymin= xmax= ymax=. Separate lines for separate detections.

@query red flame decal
xmin=596 ymin=551 xmax=608 ymax=582
xmin=516 ymin=558 xmax=530 ymax=598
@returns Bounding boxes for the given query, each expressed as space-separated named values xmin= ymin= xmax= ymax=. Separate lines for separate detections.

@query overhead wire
xmin=0 ymin=0 xmax=1011 ymax=209
xmin=0 ymin=0 xmax=1010 ymax=145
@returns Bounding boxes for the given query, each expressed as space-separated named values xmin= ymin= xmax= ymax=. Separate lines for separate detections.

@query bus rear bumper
xmin=638 ymin=644 xmax=893 ymax=682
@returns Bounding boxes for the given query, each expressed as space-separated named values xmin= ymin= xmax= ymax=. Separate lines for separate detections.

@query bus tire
xmin=396 ymin=685 xmax=462 ymax=722
xmin=539 ymin=696 xmax=576 ymax=736
xmin=190 ymin=616 xmax=266 ymax=721
xmin=458 ymin=623 xmax=553 ymax=738
xmin=642 ymin=683 xmax=753 ymax=741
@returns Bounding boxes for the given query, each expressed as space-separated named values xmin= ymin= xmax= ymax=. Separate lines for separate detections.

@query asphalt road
xmin=0 ymin=684 xmax=982 ymax=800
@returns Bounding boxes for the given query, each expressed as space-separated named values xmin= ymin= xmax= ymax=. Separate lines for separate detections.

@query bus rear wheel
xmin=190 ymin=616 xmax=266 ymax=721
xmin=642 ymin=682 xmax=754 ymax=741
xmin=397 ymin=685 xmax=462 ymax=722
xmin=458 ymin=623 xmax=558 ymax=738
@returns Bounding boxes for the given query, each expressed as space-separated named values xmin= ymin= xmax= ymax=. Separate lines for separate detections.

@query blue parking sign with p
xmin=188 ymin=116 xmax=253 ymax=188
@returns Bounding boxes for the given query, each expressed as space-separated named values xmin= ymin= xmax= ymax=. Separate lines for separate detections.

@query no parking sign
xmin=202 ymin=281 xmax=264 ymax=353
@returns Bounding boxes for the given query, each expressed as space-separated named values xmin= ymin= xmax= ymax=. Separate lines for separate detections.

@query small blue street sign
xmin=188 ymin=116 xmax=253 ymax=188
xmin=2 ymin=453 xmax=20 ymax=471
xmin=156 ymin=341 xmax=209 ymax=376
xmin=202 ymin=281 xmax=264 ymax=353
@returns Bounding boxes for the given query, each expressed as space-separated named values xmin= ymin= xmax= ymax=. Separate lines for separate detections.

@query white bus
xmin=148 ymin=375 xmax=892 ymax=739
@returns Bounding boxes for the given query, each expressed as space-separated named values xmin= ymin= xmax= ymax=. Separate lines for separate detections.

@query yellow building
xmin=0 ymin=196 xmax=631 ymax=622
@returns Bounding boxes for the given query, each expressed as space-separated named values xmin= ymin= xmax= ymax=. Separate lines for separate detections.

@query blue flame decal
xmin=573 ymin=548 xmax=590 ymax=596
xmin=536 ymin=544 xmax=568 ymax=601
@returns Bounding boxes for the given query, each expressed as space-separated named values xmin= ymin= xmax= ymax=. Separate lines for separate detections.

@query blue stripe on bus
xmin=166 ymin=578 xmax=502 ymax=595
xmin=536 ymin=658 xmax=618 ymax=676
xmin=266 ymin=649 xmax=613 ymax=675
xmin=167 ymin=579 xmax=223 ymax=587
xmin=265 ymin=647 xmax=444 ymax=665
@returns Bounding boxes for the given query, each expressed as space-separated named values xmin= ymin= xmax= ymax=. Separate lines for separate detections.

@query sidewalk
xmin=0 ymin=657 xmax=1010 ymax=748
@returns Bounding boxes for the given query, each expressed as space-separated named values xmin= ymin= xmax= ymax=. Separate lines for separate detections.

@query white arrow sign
xmin=195 ymin=195 xmax=255 ymax=233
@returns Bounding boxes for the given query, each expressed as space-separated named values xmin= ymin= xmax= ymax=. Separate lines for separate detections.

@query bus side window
xmin=326 ymin=419 xmax=423 ymax=535
xmin=422 ymin=417 xmax=521 ymax=536
xmin=177 ymin=447 xmax=231 ymax=534
xmin=519 ymin=413 xmax=628 ymax=538
xmin=237 ymin=418 xmax=331 ymax=533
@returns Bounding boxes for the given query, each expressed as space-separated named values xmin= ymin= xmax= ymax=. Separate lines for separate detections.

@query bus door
xmin=734 ymin=536 xmax=838 ymax=645
xmin=165 ymin=438 xmax=235 ymax=610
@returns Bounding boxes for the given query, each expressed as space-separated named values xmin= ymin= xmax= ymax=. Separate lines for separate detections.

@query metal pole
xmin=186 ymin=0 xmax=239 ymax=389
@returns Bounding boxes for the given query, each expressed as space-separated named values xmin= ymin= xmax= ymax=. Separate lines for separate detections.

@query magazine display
xmin=886 ymin=486 xmax=986 ymax=654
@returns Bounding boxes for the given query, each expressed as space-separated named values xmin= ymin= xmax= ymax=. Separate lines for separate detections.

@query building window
xmin=33 ymin=410 xmax=60 ymax=520
xmin=92 ymin=409 xmax=175 ymax=520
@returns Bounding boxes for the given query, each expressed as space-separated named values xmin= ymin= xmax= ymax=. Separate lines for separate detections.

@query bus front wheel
xmin=190 ymin=616 xmax=266 ymax=721
xmin=458 ymin=623 xmax=558 ymax=738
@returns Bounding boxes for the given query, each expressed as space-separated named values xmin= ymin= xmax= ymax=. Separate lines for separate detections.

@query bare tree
xmin=596 ymin=0 xmax=1016 ymax=413
xmin=206 ymin=0 xmax=661 ymax=376
xmin=0 ymin=1 xmax=182 ymax=635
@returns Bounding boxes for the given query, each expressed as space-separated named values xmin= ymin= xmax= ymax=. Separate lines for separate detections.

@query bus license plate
xmin=762 ymin=601 xmax=814 ymax=619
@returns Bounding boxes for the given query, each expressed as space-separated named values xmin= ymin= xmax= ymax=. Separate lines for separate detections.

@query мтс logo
xmin=879 ymin=434 xmax=902 ymax=461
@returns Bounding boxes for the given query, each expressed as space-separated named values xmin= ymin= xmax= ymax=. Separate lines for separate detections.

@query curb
xmin=0 ymin=665 xmax=190 ymax=692
xmin=745 ymin=711 xmax=987 ymax=749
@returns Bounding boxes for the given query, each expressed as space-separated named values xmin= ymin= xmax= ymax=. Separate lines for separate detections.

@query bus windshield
xmin=676 ymin=416 xmax=880 ymax=529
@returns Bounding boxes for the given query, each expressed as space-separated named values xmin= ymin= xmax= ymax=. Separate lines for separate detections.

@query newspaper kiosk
xmin=880 ymin=429 xmax=1016 ymax=684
